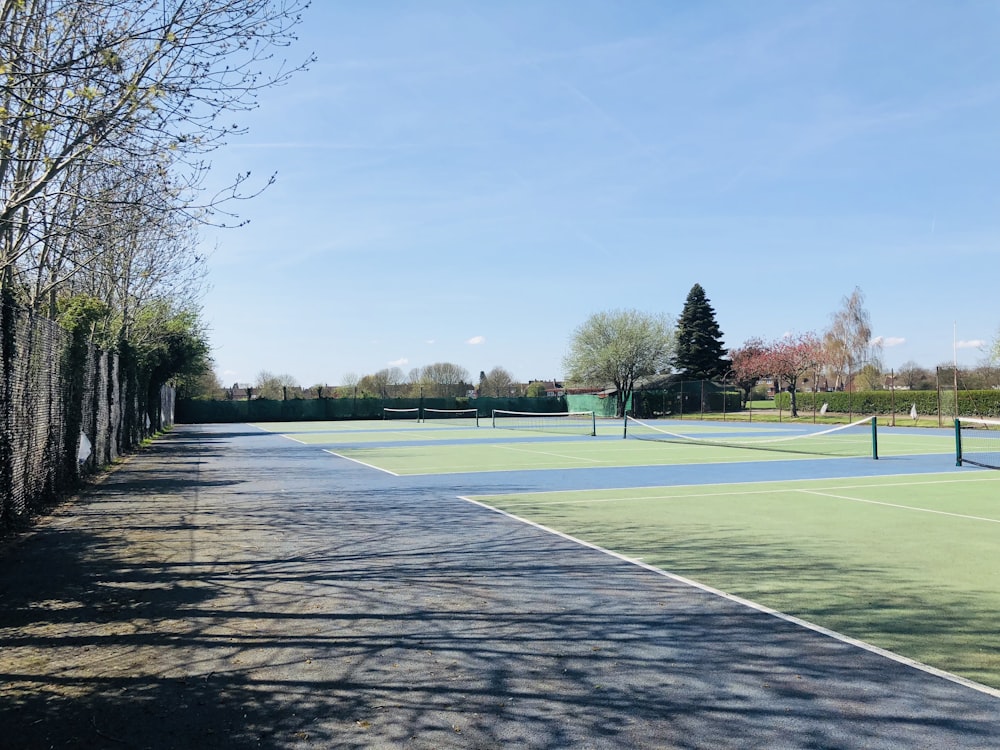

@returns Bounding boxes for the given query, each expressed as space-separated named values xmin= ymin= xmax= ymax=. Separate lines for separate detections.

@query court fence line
xmin=0 ymin=300 xmax=174 ymax=532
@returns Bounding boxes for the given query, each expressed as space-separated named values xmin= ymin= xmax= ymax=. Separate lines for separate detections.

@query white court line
xmin=474 ymin=472 xmax=1000 ymax=505
xmin=460 ymin=494 xmax=1000 ymax=701
xmin=323 ymin=450 xmax=400 ymax=476
xmin=495 ymin=444 xmax=604 ymax=464
xmin=798 ymin=489 xmax=1000 ymax=524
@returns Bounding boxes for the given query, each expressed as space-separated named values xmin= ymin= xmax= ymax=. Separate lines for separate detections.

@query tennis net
xmin=624 ymin=415 xmax=879 ymax=458
xmin=955 ymin=417 xmax=1000 ymax=469
xmin=492 ymin=409 xmax=597 ymax=436
xmin=422 ymin=407 xmax=479 ymax=426
xmin=383 ymin=407 xmax=419 ymax=420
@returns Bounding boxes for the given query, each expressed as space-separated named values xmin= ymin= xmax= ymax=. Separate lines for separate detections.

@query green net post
xmin=871 ymin=416 xmax=878 ymax=459
xmin=955 ymin=418 xmax=963 ymax=466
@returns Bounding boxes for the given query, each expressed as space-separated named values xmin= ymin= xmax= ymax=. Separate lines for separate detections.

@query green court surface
xmin=471 ymin=472 xmax=1000 ymax=689
xmin=258 ymin=418 xmax=997 ymax=690
xmin=279 ymin=426 xmax=954 ymax=475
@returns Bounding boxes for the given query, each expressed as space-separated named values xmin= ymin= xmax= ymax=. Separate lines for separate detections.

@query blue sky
xmin=199 ymin=1 xmax=1000 ymax=388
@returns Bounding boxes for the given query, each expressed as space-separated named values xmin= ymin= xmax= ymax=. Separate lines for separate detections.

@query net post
xmin=623 ymin=412 xmax=628 ymax=439
xmin=590 ymin=411 xmax=596 ymax=437
xmin=871 ymin=416 xmax=878 ymax=460
xmin=955 ymin=418 xmax=963 ymax=466
xmin=492 ymin=409 xmax=497 ymax=429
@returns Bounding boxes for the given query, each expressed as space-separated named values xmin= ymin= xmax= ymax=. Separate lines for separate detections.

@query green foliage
xmin=773 ymin=389 xmax=1000 ymax=418
xmin=55 ymin=295 xmax=110 ymax=335
xmin=674 ymin=283 xmax=727 ymax=379
xmin=54 ymin=295 xmax=112 ymax=489
xmin=564 ymin=308 xmax=675 ymax=417
xmin=176 ymin=365 xmax=223 ymax=399
xmin=854 ymin=363 xmax=884 ymax=391
xmin=526 ymin=381 xmax=547 ymax=398
xmin=131 ymin=301 xmax=211 ymax=389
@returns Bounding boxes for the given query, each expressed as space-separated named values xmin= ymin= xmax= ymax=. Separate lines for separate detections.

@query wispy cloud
xmin=956 ymin=340 xmax=985 ymax=350
xmin=873 ymin=336 xmax=906 ymax=347
xmin=389 ymin=357 xmax=409 ymax=367
xmin=425 ymin=339 xmax=436 ymax=345
xmin=467 ymin=335 xmax=486 ymax=345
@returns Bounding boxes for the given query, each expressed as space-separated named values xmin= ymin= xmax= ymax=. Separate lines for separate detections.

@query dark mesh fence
xmin=176 ymin=395 xmax=573 ymax=423
xmin=631 ymin=380 xmax=741 ymax=419
xmin=1 ymin=302 xmax=173 ymax=530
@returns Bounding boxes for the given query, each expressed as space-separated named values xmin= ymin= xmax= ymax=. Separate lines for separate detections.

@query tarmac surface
xmin=1 ymin=423 xmax=999 ymax=749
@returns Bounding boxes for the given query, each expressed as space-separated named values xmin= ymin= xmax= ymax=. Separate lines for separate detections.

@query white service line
xmin=477 ymin=472 xmax=1000 ymax=506
xmin=798 ymin=489 xmax=1000 ymax=524
xmin=495 ymin=444 xmax=604 ymax=463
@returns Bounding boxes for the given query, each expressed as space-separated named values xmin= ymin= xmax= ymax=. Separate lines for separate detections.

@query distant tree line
xmin=562 ymin=283 xmax=999 ymax=418
xmin=196 ymin=364 xmax=562 ymax=402
xmin=210 ymin=283 xmax=1000 ymax=416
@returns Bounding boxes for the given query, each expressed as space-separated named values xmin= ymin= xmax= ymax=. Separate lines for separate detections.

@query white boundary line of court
xmin=256 ymin=425 xmax=401 ymax=474
xmin=469 ymin=471 xmax=1000 ymax=503
xmin=322 ymin=450 xmax=401 ymax=476
xmin=460 ymin=493 xmax=1000 ymax=702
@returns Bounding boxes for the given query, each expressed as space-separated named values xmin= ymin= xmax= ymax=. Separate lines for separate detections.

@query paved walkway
xmin=1 ymin=424 xmax=999 ymax=749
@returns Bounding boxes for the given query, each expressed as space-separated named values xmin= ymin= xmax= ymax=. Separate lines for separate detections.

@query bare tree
xmin=895 ymin=361 xmax=934 ymax=390
xmin=481 ymin=366 xmax=516 ymax=397
xmin=0 ymin=0 xmax=312 ymax=294
xmin=358 ymin=367 xmax=407 ymax=398
xmin=254 ymin=370 xmax=298 ymax=400
xmin=339 ymin=372 xmax=361 ymax=398
xmin=420 ymin=362 xmax=470 ymax=398
xmin=823 ymin=287 xmax=882 ymax=390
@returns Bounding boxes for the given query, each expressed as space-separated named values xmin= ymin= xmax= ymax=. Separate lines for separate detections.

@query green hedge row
xmin=773 ymin=389 xmax=1000 ymax=418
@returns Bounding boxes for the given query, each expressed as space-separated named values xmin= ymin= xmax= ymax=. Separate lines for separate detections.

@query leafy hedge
xmin=774 ymin=390 xmax=1000 ymax=418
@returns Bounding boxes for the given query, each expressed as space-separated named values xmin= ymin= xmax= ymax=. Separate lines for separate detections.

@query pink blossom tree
xmin=760 ymin=333 xmax=826 ymax=417
xmin=728 ymin=337 xmax=768 ymax=408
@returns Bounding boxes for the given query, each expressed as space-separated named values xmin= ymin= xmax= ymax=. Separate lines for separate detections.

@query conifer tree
xmin=674 ymin=283 xmax=728 ymax=380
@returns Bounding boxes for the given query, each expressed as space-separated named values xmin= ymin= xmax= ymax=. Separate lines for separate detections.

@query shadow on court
xmin=1 ymin=424 xmax=999 ymax=749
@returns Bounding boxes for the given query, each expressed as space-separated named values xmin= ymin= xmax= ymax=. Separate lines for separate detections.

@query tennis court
xmin=260 ymin=415 xmax=1000 ymax=693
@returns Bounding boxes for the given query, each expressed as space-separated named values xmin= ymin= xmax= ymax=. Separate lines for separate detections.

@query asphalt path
xmin=1 ymin=423 xmax=999 ymax=749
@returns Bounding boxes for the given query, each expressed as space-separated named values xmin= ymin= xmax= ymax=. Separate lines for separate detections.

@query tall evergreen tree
xmin=674 ymin=283 xmax=727 ymax=379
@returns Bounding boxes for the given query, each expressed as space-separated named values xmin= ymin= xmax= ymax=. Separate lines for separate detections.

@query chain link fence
xmin=1 ymin=301 xmax=173 ymax=530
